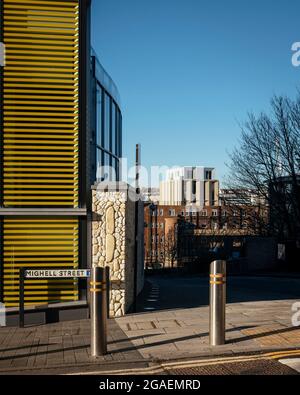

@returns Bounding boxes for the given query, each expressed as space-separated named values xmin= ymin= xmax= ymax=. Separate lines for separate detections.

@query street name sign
xmin=24 ymin=269 xmax=91 ymax=279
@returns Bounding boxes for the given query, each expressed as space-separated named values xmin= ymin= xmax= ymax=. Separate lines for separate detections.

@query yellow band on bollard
xmin=90 ymin=287 xmax=107 ymax=292
xmin=210 ymin=274 xmax=226 ymax=279
xmin=90 ymin=281 xmax=106 ymax=286
xmin=210 ymin=280 xmax=226 ymax=285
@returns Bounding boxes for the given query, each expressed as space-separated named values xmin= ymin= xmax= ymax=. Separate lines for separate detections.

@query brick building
xmin=144 ymin=202 xmax=266 ymax=268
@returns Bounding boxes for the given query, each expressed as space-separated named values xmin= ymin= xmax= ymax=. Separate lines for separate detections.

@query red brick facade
xmin=144 ymin=203 xmax=266 ymax=268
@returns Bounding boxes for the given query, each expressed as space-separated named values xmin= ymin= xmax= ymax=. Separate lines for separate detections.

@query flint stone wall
xmin=91 ymin=182 xmax=144 ymax=317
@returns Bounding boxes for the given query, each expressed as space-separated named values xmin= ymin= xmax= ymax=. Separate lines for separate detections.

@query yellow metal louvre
xmin=3 ymin=218 xmax=79 ymax=307
xmin=2 ymin=0 xmax=79 ymax=208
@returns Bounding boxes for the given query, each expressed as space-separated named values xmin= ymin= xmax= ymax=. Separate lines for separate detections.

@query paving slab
xmin=117 ymin=298 xmax=300 ymax=360
xmin=0 ymin=318 xmax=144 ymax=374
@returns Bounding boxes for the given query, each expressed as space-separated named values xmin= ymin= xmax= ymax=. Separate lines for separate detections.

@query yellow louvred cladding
xmin=3 ymin=218 xmax=79 ymax=307
xmin=2 ymin=0 xmax=79 ymax=208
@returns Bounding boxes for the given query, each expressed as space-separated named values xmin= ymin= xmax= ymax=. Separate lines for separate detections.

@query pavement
xmin=0 ymin=318 xmax=149 ymax=374
xmin=116 ymin=275 xmax=300 ymax=360
xmin=116 ymin=301 xmax=300 ymax=360
xmin=0 ymin=274 xmax=299 ymax=374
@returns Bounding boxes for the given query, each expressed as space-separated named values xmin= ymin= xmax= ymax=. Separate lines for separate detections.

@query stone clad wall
xmin=91 ymin=183 xmax=144 ymax=317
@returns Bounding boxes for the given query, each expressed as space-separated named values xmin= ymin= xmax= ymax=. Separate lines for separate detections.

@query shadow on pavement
xmin=109 ymin=325 xmax=257 ymax=354
xmin=137 ymin=274 xmax=300 ymax=312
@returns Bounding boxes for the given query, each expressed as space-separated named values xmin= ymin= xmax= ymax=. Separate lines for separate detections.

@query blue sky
xmin=91 ymin=0 xmax=300 ymax=185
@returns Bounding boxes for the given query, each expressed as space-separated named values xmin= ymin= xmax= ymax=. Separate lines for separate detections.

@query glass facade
xmin=91 ymin=50 xmax=122 ymax=183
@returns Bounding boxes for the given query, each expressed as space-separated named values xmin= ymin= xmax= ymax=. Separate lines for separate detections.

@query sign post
xmin=19 ymin=268 xmax=25 ymax=328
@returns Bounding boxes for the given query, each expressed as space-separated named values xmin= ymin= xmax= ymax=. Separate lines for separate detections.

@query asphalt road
xmin=139 ymin=274 xmax=300 ymax=311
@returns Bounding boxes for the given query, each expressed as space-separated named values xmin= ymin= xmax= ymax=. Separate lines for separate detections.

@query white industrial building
xmin=159 ymin=166 xmax=219 ymax=207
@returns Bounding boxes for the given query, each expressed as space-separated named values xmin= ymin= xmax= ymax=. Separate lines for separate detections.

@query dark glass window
xmin=92 ymin=56 xmax=122 ymax=182
xmin=96 ymin=84 xmax=103 ymax=147
xmin=96 ymin=148 xmax=104 ymax=181
xmin=205 ymin=170 xmax=212 ymax=180
xmin=103 ymin=153 xmax=110 ymax=180
xmin=117 ymin=111 xmax=122 ymax=158
xmin=104 ymin=94 xmax=111 ymax=151
xmin=111 ymin=102 xmax=116 ymax=155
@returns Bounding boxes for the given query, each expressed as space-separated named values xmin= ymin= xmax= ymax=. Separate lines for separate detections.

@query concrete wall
xmin=91 ymin=182 xmax=144 ymax=317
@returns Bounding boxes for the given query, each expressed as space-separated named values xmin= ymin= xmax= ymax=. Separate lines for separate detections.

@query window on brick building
xmin=242 ymin=221 xmax=248 ymax=228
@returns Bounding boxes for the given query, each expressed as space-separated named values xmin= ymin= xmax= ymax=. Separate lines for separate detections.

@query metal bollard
xmin=90 ymin=266 xmax=108 ymax=357
xmin=209 ymin=260 xmax=226 ymax=346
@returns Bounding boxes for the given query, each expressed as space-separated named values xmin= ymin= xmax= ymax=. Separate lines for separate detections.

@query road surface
xmin=139 ymin=274 xmax=300 ymax=312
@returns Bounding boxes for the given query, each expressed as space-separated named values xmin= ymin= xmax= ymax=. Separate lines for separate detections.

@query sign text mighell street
xmin=24 ymin=269 xmax=91 ymax=279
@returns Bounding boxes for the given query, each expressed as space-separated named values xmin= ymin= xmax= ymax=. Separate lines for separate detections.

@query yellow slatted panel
xmin=3 ymin=0 xmax=79 ymax=208
xmin=3 ymin=218 xmax=79 ymax=307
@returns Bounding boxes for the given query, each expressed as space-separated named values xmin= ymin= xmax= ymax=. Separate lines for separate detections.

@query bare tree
xmin=163 ymin=228 xmax=178 ymax=268
xmin=226 ymin=94 xmax=300 ymax=241
xmin=220 ymin=194 xmax=269 ymax=236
